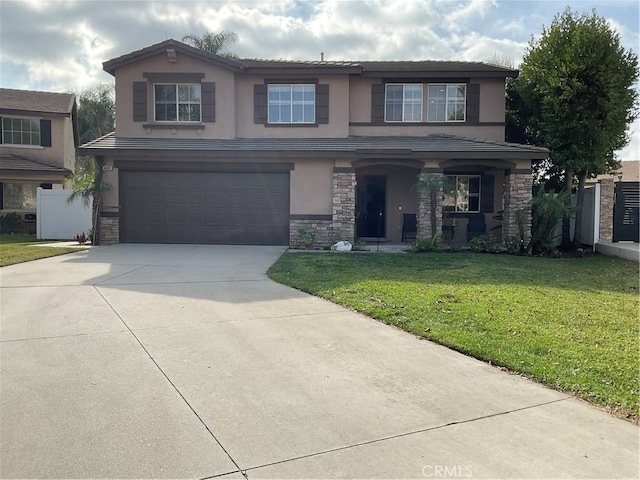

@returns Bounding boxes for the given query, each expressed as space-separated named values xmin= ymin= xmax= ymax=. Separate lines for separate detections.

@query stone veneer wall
xmin=416 ymin=172 xmax=443 ymax=240
xmin=332 ymin=170 xmax=356 ymax=243
xmin=598 ymin=177 xmax=615 ymax=243
xmin=289 ymin=218 xmax=333 ymax=248
xmin=503 ymin=171 xmax=533 ymax=240
xmin=98 ymin=215 xmax=119 ymax=245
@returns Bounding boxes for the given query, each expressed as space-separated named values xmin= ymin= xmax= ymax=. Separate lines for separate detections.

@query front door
xmin=356 ymin=175 xmax=386 ymax=238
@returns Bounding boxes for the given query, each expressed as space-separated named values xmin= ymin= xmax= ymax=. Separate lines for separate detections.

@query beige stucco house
xmin=0 ymin=88 xmax=77 ymax=217
xmin=79 ymin=39 xmax=548 ymax=246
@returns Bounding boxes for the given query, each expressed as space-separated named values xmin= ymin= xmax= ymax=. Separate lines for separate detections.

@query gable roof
xmin=103 ymin=38 xmax=245 ymax=75
xmin=0 ymin=88 xmax=76 ymax=116
xmin=102 ymin=39 xmax=518 ymax=78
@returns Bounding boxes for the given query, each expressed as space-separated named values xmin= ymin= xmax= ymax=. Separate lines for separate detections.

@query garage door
xmin=119 ymin=170 xmax=290 ymax=245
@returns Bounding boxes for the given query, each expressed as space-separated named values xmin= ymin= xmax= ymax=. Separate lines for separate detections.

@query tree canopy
xmin=77 ymin=83 xmax=115 ymax=145
xmin=507 ymin=7 xmax=638 ymax=246
xmin=182 ymin=31 xmax=239 ymax=58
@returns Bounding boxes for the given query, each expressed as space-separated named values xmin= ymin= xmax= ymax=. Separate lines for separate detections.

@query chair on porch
xmin=466 ymin=215 xmax=486 ymax=242
xmin=402 ymin=214 xmax=417 ymax=242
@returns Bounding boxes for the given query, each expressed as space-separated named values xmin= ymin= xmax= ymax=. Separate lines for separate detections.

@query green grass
xmin=268 ymin=252 xmax=640 ymax=420
xmin=0 ymin=234 xmax=82 ymax=267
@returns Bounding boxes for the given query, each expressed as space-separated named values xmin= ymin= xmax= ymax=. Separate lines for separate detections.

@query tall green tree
xmin=69 ymin=84 xmax=115 ymax=244
xmin=507 ymin=7 xmax=638 ymax=247
xmin=182 ymin=31 xmax=239 ymax=58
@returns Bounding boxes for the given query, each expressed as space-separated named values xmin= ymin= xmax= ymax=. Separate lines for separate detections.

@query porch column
xmin=598 ymin=177 xmax=615 ymax=243
xmin=332 ymin=168 xmax=356 ymax=242
xmin=503 ymin=169 xmax=533 ymax=241
xmin=416 ymin=170 xmax=443 ymax=240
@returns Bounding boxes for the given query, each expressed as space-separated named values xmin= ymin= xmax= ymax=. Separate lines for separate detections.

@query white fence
xmin=554 ymin=184 xmax=600 ymax=246
xmin=36 ymin=188 xmax=92 ymax=240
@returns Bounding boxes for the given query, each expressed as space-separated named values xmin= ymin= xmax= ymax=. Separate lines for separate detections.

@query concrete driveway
xmin=0 ymin=245 xmax=637 ymax=479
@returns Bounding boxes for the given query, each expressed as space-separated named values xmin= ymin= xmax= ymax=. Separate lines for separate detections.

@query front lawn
xmin=0 ymin=234 xmax=82 ymax=267
xmin=268 ymin=252 xmax=639 ymax=420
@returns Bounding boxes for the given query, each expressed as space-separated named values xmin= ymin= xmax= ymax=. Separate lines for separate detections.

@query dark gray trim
xmin=39 ymin=119 xmax=52 ymax=147
xmin=333 ymin=167 xmax=355 ymax=173
xmin=511 ymin=168 xmax=533 ymax=174
xmin=439 ymin=158 xmax=517 ymax=170
xmin=143 ymin=72 xmax=205 ymax=82
xmin=290 ymin=214 xmax=333 ymax=221
xmin=354 ymin=159 xmax=424 ymax=170
xmin=371 ymin=83 xmax=384 ymax=124
xmin=254 ymin=84 xmax=267 ymax=124
xmin=246 ymin=67 xmax=361 ymax=75
xmin=466 ymin=83 xmax=480 ymax=125
xmin=360 ymin=71 xmax=516 ymax=79
xmin=349 ymin=121 xmax=506 ymax=127
xmin=142 ymin=123 xmax=205 ymax=130
xmin=114 ymin=160 xmax=295 ymax=172
xmin=201 ymin=82 xmax=215 ymax=122
xmin=0 ymin=109 xmax=69 ymax=118
xmin=133 ymin=82 xmax=147 ymax=122
xmin=100 ymin=211 xmax=120 ymax=218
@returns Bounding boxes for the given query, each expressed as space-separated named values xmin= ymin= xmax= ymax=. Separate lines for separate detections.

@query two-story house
xmin=79 ymin=39 xmax=547 ymax=246
xmin=0 ymin=88 xmax=78 ymax=218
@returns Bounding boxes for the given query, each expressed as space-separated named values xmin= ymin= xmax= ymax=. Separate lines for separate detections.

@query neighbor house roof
xmin=591 ymin=160 xmax=640 ymax=183
xmin=0 ymin=88 xmax=76 ymax=116
xmin=102 ymin=38 xmax=518 ymax=78
xmin=0 ymin=154 xmax=71 ymax=175
xmin=79 ymin=132 xmax=548 ymax=160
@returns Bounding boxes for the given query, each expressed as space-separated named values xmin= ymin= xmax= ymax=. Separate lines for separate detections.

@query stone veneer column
xmin=98 ymin=214 xmax=119 ymax=245
xmin=416 ymin=171 xmax=443 ymax=240
xmin=332 ymin=169 xmax=356 ymax=242
xmin=598 ymin=177 xmax=615 ymax=243
xmin=503 ymin=170 xmax=533 ymax=241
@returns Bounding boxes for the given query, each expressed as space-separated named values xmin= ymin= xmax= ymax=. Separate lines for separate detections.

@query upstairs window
xmin=385 ymin=84 xmax=422 ymax=122
xmin=444 ymin=175 xmax=480 ymax=212
xmin=1 ymin=117 xmax=41 ymax=146
xmin=268 ymin=84 xmax=315 ymax=124
xmin=154 ymin=84 xmax=201 ymax=122
xmin=427 ymin=84 xmax=466 ymax=122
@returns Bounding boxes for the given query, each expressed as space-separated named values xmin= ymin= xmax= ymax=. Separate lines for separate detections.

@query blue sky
xmin=0 ymin=0 xmax=638 ymax=158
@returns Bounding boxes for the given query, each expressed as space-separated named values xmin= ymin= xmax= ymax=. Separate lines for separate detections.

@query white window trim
xmin=1 ymin=115 xmax=42 ymax=147
xmin=446 ymin=175 xmax=481 ymax=213
xmin=384 ymin=83 xmax=423 ymax=123
xmin=153 ymin=83 xmax=202 ymax=123
xmin=427 ymin=83 xmax=467 ymax=123
xmin=267 ymin=84 xmax=316 ymax=124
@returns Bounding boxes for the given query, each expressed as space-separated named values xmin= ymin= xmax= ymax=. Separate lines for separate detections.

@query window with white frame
xmin=3 ymin=183 xmax=38 ymax=209
xmin=385 ymin=84 xmax=422 ymax=122
xmin=268 ymin=84 xmax=315 ymax=124
xmin=444 ymin=175 xmax=480 ymax=212
xmin=1 ymin=117 xmax=41 ymax=146
xmin=427 ymin=84 xmax=466 ymax=122
xmin=154 ymin=84 xmax=201 ymax=122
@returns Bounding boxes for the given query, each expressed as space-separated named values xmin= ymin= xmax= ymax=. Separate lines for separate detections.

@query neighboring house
xmin=0 ymin=88 xmax=78 ymax=218
xmin=79 ymin=39 xmax=548 ymax=246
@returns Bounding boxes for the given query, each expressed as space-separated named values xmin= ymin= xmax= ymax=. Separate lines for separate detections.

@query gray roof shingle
xmin=0 ymin=88 xmax=76 ymax=115
xmin=0 ymin=154 xmax=70 ymax=173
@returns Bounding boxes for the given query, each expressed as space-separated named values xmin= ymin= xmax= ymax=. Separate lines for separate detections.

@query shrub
xmin=530 ymin=188 xmax=571 ymax=255
xmin=412 ymin=233 xmax=439 ymax=252
xmin=0 ymin=213 xmax=23 ymax=234
xmin=469 ymin=234 xmax=500 ymax=253
xmin=503 ymin=234 xmax=525 ymax=255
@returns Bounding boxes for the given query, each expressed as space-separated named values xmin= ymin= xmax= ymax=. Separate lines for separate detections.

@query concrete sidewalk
xmin=1 ymin=244 xmax=637 ymax=479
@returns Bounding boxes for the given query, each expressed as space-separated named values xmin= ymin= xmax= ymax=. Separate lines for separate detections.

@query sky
xmin=0 ymin=0 xmax=638 ymax=160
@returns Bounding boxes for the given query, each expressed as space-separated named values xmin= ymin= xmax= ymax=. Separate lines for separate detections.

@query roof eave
xmin=360 ymin=70 xmax=519 ymax=79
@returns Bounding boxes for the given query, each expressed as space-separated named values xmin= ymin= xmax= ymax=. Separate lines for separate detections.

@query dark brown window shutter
xmin=466 ymin=83 xmax=480 ymax=125
xmin=481 ymin=174 xmax=494 ymax=213
xmin=371 ymin=83 xmax=384 ymax=124
xmin=40 ymin=119 xmax=52 ymax=147
xmin=133 ymin=82 xmax=147 ymax=122
xmin=0 ymin=183 xmax=3 ymax=209
xmin=254 ymin=84 xmax=267 ymax=124
xmin=316 ymin=84 xmax=329 ymax=124
xmin=201 ymin=82 xmax=215 ymax=122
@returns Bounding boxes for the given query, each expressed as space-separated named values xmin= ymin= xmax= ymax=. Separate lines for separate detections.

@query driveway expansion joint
xmin=92 ymin=285 xmax=246 ymax=475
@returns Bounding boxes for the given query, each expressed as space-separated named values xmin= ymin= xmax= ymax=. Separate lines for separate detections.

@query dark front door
xmin=356 ymin=175 xmax=386 ymax=238
xmin=119 ymin=170 xmax=290 ymax=245
xmin=614 ymin=182 xmax=640 ymax=242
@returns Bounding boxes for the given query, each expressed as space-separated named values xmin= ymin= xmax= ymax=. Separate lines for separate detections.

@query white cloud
xmin=619 ymin=118 xmax=640 ymax=162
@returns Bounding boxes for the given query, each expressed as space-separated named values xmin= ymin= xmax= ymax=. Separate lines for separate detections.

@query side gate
xmin=613 ymin=182 xmax=640 ymax=242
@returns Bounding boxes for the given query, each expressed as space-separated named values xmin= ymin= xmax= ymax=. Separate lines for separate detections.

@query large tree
xmin=69 ymin=84 xmax=115 ymax=244
xmin=507 ymin=7 xmax=638 ymax=247
xmin=182 ymin=31 xmax=238 ymax=58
